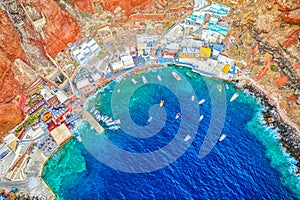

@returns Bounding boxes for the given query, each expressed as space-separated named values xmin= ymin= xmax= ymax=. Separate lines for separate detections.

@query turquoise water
xmin=42 ymin=66 xmax=300 ymax=199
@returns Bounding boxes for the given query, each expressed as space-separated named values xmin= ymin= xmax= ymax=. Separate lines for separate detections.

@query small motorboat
xmin=114 ymin=119 xmax=121 ymax=124
xmin=76 ymin=134 xmax=82 ymax=142
xmin=175 ymin=112 xmax=181 ymax=120
xmin=117 ymin=89 xmax=120 ymax=93
xmin=217 ymin=84 xmax=222 ymax=93
xmin=131 ymin=79 xmax=137 ymax=84
xmin=191 ymin=95 xmax=195 ymax=101
xmin=198 ymin=99 xmax=205 ymax=104
xmin=157 ymin=75 xmax=162 ymax=81
xmin=160 ymin=100 xmax=165 ymax=107
xmin=198 ymin=115 xmax=204 ymax=122
xmin=148 ymin=116 xmax=152 ymax=123
xmin=225 ymin=84 xmax=229 ymax=90
xmin=172 ymin=71 xmax=181 ymax=81
xmin=102 ymin=116 xmax=109 ymax=122
xmin=106 ymin=118 xmax=113 ymax=123
xmin=108 ymin=125 xmax=120 ymax=131
xmin=184 ymin=135 xmax=191 ymax=142
xmin=230 ymin=93 xmax=239 ymax=102
xmin=219 ymin=134 xmax=226 ymax=142
xmin=142 ymin=76 xmax=148 ymax=84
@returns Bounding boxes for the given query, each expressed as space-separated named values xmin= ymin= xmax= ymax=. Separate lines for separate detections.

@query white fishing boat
xmin=142 ymin=76 xmax=148 ymax=84
xmin=175 ymin=112 xmax=181 ymax=120
xmin=131 ymin=79 xmax=137 ymax=84
xmin=106 ymin=118 xmax=113 ymax=123
xmin=148 ymin=116 xmax=152 ymax=123
xmin=104 ymin=117 xmax=112 ymax=123
xmin=198 ymin=115 xmax=204 ymax=122
xmin=230 ymin=93 xmax=239 ymax=102
xmin=108 ymin=125 xmax=120 ymax=131
xmin=217 ymin=84 xmax=222 ymax=93
xmin=117 ymin=89 xmax=120 ymax=93
xmin=106 ymin=121 xmax=116 ymax=126
xmin=184 ymin=135 xmax=191 ymax=142
xmin=157 ymin=75 xmax=162 ymax=81
xmin=198 ymin=99 xmax=205 ymax=104
xmin=76 ymin=134 xmax=82 ymax=142
xmin=219 ymin=134 xmax=226 ymax=142
xmin=191 ymin=95 xmax=195 ymax=101
xmin=160 ymin=100 xmax=164 ymax=107
xmin=172 ymin=71 xmax=181 ymax=81
xmin=225 ymin=84 xmax=229 ymax=90
xmin=102 ymin=116 xmax=109 ymax=122
xmin=114 ymin=119 xmax=121 ymax=124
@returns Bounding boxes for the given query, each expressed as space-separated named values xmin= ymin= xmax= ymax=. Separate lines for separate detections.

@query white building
xmin=120 ymin=55 xmax=135 ymax=69
xmin=71 ymin=37 xmax=101 ymax=68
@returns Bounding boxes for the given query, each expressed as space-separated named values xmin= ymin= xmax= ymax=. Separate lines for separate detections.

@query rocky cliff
xmin=0 ymin=103 xmax=22 ymax=140
xmin=0 ymin=9 xmax=25 ymax=134
xmin=100 ymin=0 xmax=152 ymax=16
xmin=69 ymin=0 xmax=95 ymax=14
xmin=23 ymin=0 xmax=80 ymax=58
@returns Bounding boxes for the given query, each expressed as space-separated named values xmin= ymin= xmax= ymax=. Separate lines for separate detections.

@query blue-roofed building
xmin=213 ymin=43 xmax=224 ymax=52
xmin=212 ymin=43 xmax=225 ymax=58
xmin=210 ymin=2 xmax=230 ymax=16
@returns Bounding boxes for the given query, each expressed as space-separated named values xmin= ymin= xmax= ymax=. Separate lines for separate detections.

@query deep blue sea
xmin=42 ymin=66 xmax=300 ymax=199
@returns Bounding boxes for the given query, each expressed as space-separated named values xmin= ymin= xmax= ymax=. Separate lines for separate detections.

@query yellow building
xmin=199 ymin=47 xmax=211 ymax=58
xmin=222 ymin=64 xmax=230 ymax=74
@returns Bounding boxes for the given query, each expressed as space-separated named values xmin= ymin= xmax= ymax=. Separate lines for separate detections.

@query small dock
xmin=82 ymin=111 xmax=104 ymax=134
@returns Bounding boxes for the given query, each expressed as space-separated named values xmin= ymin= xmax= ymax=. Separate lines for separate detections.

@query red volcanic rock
xmin=100 ymin=0 xmax=152 ymax=16
xmin=283 ymin=28 xmax=300 ymax=47
xmin=69 ymin=0 xmax=94 ymax=13
xmin=0 ymin=103 xmax=22 ymax=138
xmin=0 ymin=10 xmax=26 ymax=62
xmin=25 ymin=0 xmax=80 ymax=58
xmin=0 ymin=10 xmax=25 ymax=103
xmin=283 ymin=8 xmax=300 ymax=24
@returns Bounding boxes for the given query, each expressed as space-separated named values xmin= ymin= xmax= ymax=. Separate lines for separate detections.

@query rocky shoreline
xmin=236 ymin=80 xmax=300 ymax=174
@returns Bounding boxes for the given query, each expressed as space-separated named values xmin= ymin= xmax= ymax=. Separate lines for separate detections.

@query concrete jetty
xmin=82 ymin=111 xmax=104 ymax=134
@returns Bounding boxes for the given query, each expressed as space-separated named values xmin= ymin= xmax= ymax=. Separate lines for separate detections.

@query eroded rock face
xmin=69 ymin=0 xmax=95 ymax=14
xmin=0 ymin=10 xmax=25 ymax=103
xmin=24 ymin=0 xmax=80 ymax=58
xmin=283 ymin=9 xmax=300 ymax=24
xmin=0 ymin=103 xmax=22 ymax=138
xmin=100 ymin=0 xmax=152 ymax=16
xmin=0 ymin=10 xmax=26 ymax=62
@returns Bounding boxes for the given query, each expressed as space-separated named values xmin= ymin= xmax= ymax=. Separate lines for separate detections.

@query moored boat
xmin=114 ymin=119 xmax=121 ymax=124
xmin=198 ymin=99 xmax=205 ymax=104
xmin=184 ymin=135 xmax=191 ymax=142
xmin=172 ymin=71 xmax=181 ymax=81
xmin=198 ymin=115 xmax=204 ymax=122
xmin=131 ymin=79 xmax=137 ymax=84
xmin=217 ymin=84 xmax=222 ymax=93
xmin=108 ymin=125 xmax=120 ymax=131
xmin=106 ymin=118 xmax=113 ymax=123
xmin=225 ymin=84 xmax=229 ymax=90
xmin=142 ymin=76 xmax=148 ymax=84
xmin=191 ymin=95 xmax=195 ymax=101
xmin=76 ymin=134 xmax=82 ymax=142
xmin=102 ymin=116 xmax=109 ymax=122
xmin=148 ymin=116 xmax=152 ymax=123
xmin=160 ymin=100 xmax=164 ymax=107
xmin=157 ymin=75 xmax=162 ymax=81
xmin=230 ymin=93 xmax=239 ymax=102
xmin=219 ymin=134 xmax=226 ymax=142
